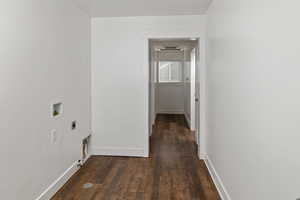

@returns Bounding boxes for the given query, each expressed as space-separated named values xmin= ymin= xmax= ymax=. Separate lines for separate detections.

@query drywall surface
xmin=156 ymin=83 xmax=185 ymax=114
xmin=206 ymin=0 xmax=300 ymax=199
xmin=190 ymin=48 xmax=196 ymax=131
xmin=156 ymin=51 xmax=185 ymax=114
xmin=157 ymin=51 xmax=184 ymax=61
xmin=90 ymin=0 xmax=212 ymax=17
xmin=92 ymin=15 xmax=206 ymax=157
xmin=149 ymin=48 xmax=157 ymax=134
xmin=184 ymin=50 xmax=191 ymax=121
xmin=0 ymin=1 xmax=91 ymax=199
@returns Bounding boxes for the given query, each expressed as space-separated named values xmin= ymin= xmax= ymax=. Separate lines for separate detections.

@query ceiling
xmin=150 ymin=39 xmax=198 ymax=52
xmin=74 ymin=0 xmax=212 ymax=17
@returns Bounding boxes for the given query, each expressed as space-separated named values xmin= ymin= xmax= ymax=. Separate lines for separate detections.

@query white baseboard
xmin=92 ymin=147 xmax=147 ymax=157
xmin=202 ymin=155 xmax=231 ymax=200
xmin=80 ymin=154 xmax=92 ymax=166
xmin=35 ymin=161 xmax=80 ymax=200
xmin=157 ymin=110 xmax=184 ymax=114
xmin=184 ymin=113 xmax=191 ymax=128
xmin=199 ymin=152 xmax=207 ymax=160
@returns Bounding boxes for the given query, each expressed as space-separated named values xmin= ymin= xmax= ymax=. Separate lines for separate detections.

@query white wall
xmin=183 ymin=48 xmax=197 ymax=130
xmin=0 ymin=1 xmax=91 ymax=199
xmin=183 ymin=46 xmax=197 ymax=131
xmin=156 ymin=83 xmax=185 ymax=114
xmin=190 ymin=48 xmax=196 ymax=131
xmin=92 ymin=15 xmax=206 ymax=157
xmin=156 ymin=50 xmax=185 ymax=114
xmin=157 ymin=51 xmax=184 ymax=61
xmin=206 ymin=0 xmax=300 ymax=199
xmin=184 ymin=49 xmax=192 ymax=124
xmin=149 ymin=48 xmax=157 ymax=134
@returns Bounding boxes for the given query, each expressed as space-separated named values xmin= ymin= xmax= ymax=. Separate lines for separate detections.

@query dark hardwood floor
xmin=51 ymin=114 xmax=220 ymax=200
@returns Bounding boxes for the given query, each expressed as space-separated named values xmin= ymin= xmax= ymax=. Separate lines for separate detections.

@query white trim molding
xmin=92 ymin=147 xmax=147 ymax=157
xmin=184 ymin=113 xmax=191 ymax=129
xmin=35 ymin=161 xmax=80 ymax=200
xmin=157 ymin=110 xmax=185 ymax=114
xmin=202 ymin=155 xmax=232 ymax=200
xmin=199 ymin=152 xmax=207 ymax=160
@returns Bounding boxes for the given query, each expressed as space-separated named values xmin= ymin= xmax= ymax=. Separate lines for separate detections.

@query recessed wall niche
xmin=52 ymin=102 xmax=62 ymax=117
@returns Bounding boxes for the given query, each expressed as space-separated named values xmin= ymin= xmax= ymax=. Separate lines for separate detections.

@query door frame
xmin=147 ymin=37 xmax=205 ymax=159
xmin=191 ymin=47 xmax=198 ymax=142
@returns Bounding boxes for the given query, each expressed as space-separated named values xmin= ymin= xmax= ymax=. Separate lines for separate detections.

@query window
xmin=158 ymin=62 xmax=182 ymax=82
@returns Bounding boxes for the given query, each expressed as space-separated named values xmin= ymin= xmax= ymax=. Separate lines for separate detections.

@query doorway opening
xmin=148 ymin=38 xmax=200 ymax=156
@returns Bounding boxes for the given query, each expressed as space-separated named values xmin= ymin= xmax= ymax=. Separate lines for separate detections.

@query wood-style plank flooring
xmin=51 ymin=114 xmax=220 ymax=200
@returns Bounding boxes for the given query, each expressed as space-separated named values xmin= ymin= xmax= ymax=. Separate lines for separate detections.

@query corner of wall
xmin=35 ymin=161 xmax=80 ymax=200
xmin=201 ymin=155 xmax=232 ymax=200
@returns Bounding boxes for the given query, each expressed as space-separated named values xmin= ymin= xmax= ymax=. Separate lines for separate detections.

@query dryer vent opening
xmin=81 ymin=135 xmax=91 ymax=164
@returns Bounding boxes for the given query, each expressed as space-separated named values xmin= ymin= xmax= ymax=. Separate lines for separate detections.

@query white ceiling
xmin=74 ymin=0 xmax=212 ymax=17
xmin=150 ymin=39 xmax=198 ymax=51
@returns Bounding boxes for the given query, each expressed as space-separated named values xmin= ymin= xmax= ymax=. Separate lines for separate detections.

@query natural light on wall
xmin=158 ymin=62 xmax=182 ymax=82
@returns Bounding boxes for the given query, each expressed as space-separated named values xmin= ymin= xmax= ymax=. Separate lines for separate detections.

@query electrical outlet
xmin=50 ymin=129 xmax=57 ymax=144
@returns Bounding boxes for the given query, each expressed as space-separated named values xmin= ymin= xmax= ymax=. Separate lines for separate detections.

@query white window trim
xmin=158 ymin=61 xmax=183 ymax=83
